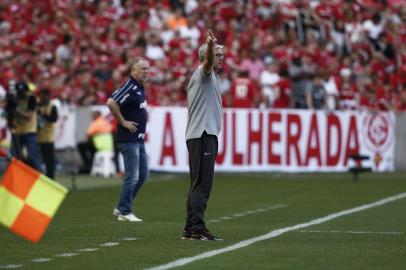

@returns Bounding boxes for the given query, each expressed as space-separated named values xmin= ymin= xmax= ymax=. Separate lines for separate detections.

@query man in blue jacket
xmin=107 ymin=58 xmax=150 ymax=222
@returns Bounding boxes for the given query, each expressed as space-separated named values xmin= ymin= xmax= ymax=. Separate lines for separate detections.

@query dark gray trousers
xmin=185 ymin=131 xmax=218 ymax=230
xmin=40 ymin=143 xmax=56 ymax=179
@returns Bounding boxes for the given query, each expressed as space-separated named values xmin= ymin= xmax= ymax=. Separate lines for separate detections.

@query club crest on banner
xmin=361 ymin=113 xmax=395 ymax=169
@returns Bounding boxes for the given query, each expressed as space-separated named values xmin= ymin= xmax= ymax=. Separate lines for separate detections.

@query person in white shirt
xmin=179 ymin=16 xmax=201 ymax=48
xmin=322 ymin=72 xmax=339 ymax=111
xmin=145 ymin=32 xmax=166 ymax=61
xmin=259 ymin=57 xmax=280 ymax=108
xmin=363 ymin=12 xmax=385 ymax=42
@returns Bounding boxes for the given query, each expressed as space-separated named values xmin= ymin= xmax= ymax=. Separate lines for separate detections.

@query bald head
xmin=131 ymin=58 xmax=150 ymax=83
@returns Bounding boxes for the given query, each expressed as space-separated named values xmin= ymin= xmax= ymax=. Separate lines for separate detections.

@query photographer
xmin=7 ymin=81 xmax=40 ymax=170
xmin=37 ymin=88 xmax=58 ymax=179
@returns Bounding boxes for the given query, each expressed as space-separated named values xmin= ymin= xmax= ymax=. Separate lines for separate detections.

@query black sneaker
xmin=190 ymin=229 xmax=223 ymax=241
xmin=181 ymin=227 xmax=193 ymax=240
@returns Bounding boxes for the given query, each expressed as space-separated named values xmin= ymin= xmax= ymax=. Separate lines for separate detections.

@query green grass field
xmin=1 ymin=172 xmax=406 ymax=270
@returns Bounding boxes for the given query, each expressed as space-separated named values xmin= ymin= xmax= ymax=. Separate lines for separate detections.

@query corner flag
xmin=0 ymin=158 xmax=68 ymax=243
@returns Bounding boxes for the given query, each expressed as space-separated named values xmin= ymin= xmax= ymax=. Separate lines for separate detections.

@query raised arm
xmin=202 ymin=30 xmax=217 ymax=76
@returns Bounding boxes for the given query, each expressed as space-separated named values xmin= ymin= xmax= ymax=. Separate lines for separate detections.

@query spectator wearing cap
xmin=10 ymin=81 xmax=40 ymax=170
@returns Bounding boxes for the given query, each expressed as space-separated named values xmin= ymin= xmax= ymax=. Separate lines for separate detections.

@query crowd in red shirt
xmin=1 ymin=0 xmax=406 ymax=112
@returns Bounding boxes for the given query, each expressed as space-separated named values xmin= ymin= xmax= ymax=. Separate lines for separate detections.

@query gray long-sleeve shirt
xmin=185 ymin=65 xmax=223 ymax=140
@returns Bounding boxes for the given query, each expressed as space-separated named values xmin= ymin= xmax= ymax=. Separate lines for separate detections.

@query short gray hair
xmin=198 ymin=43 xmax=223 ymax=62
xmin=132 ymin=57 xmax=146 ymax=67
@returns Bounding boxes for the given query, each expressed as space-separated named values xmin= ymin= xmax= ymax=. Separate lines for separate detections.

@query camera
xmin=5 ymin=80 xmax=29 ymax=128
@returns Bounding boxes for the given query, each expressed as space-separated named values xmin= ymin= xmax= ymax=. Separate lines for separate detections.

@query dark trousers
xmin=77 ymin=140 xmax=96 ymax=173
xmin=11 ymin=133 xmax=40 ymax=170
xmin=112 ymin=132 xmax=121 ymax=173
xmin=185 ymin=131 xmax=218 ymax=230
xmin=40 ymin=143 xmax=56 ymax=179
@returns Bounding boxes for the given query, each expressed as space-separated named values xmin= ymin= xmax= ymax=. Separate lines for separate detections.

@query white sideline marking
xmin=208 ymin=204 xmax=287 ymax=223
xmin=210 ymin=220 xmax=221 ymax=223
xmin=99 ymin=242 xmax=119 ymax=247
xmin=297 ymin=230 xmax=404 ymax=235
xmin=0 ymin=238 xmax=136 ymax=269
xmin=120 ymin=238 xmax=138 ymax=241
xmin=0 ymin=265 xmax=23 ymax=269
xmin=144 ymin=192 xmax=406 ymax=270
xmin=55 ymin=253 xmax=79 ymax=257
xmin=77 ymin=248 xmax=99 ymax=252
xmin=32 ymin=258 xmax=52 ymax=263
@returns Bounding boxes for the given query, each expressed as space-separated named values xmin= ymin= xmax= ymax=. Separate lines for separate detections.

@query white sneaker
xmin=112 ymin=208 xmax=120 ymax=216
xmin=118 ymin=213 xmax=143 ymax=222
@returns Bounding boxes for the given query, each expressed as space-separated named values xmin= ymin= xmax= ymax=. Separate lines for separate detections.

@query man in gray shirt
xmin=182 ymin=30 xmax=224 ymax=241
xmin=288 ymin=52 xmax=315 ymax=108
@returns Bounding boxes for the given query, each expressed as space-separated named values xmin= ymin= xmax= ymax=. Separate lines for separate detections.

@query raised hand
xmin=206 ymin=30 xmax=217 ymax=45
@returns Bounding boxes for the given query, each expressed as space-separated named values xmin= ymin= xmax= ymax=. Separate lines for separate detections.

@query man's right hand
xmin=122 ymin=120 xmax=138 ymax=133
xmin=206 ymin=30 xmax=217 ymax=45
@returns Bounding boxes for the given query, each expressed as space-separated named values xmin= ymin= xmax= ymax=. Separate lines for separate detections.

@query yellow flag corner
xmin=0 ymin=159 xmax=68 ymax=243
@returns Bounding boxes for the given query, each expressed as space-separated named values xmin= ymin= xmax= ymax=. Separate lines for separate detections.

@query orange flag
xmin=0 ymin=158 xmax=68 ymax=243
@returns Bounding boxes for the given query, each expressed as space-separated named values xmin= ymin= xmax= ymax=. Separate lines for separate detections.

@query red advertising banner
xmin=146 ymin=107 xmax=395 ymax=172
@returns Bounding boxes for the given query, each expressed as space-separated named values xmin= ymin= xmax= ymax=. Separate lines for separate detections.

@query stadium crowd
xmin=1 ymin=0 xmax=406 ymax=112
